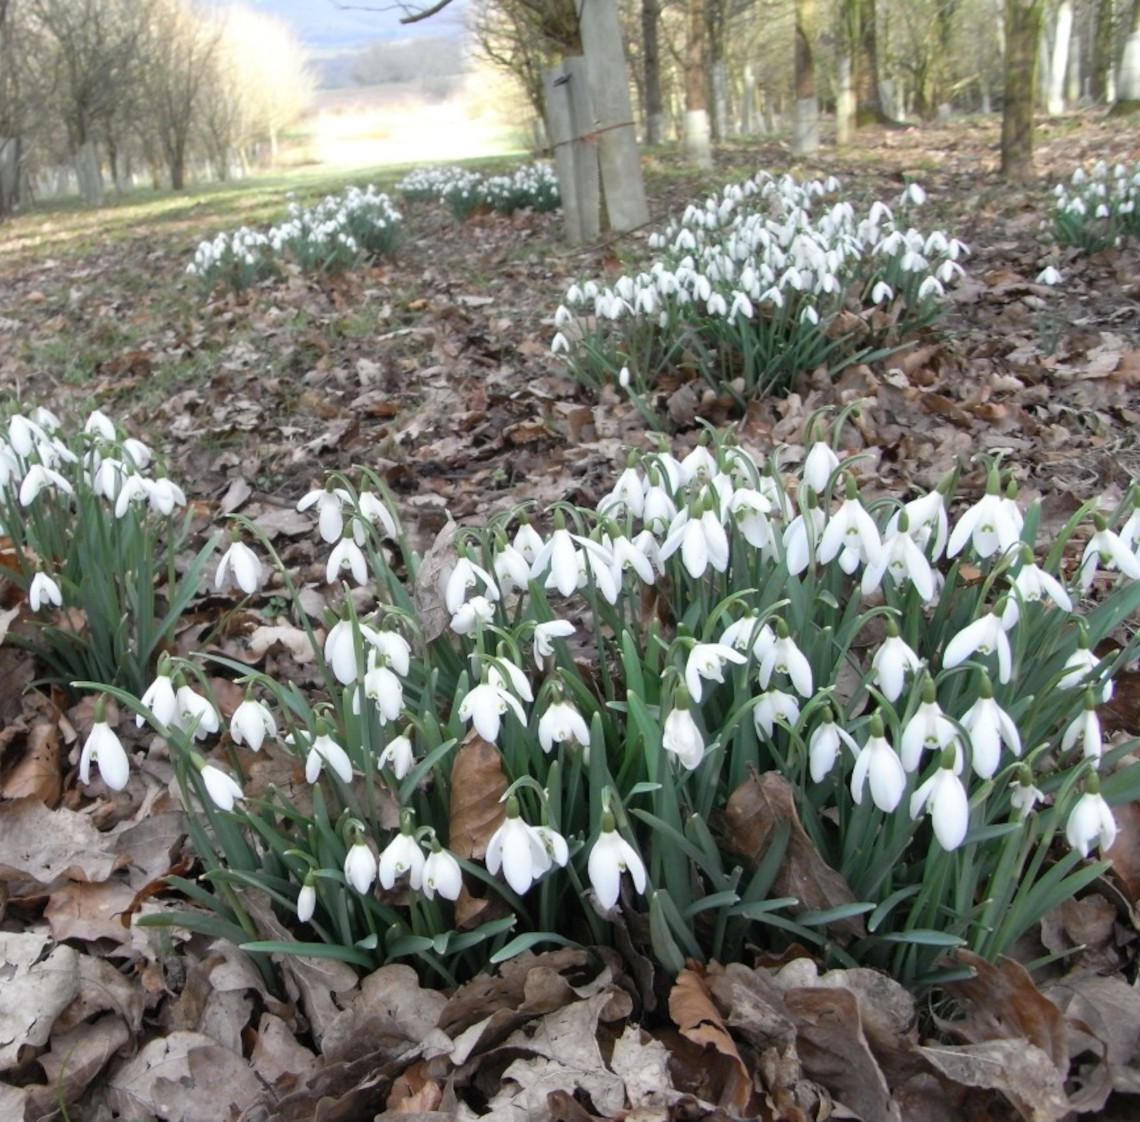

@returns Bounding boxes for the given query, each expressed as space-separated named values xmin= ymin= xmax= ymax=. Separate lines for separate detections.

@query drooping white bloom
xmin=19 ymin=463 xmax=74 ymax=506
xmin=327 ymin=536 xmax=369 ymax=586
xmin=608 ymin=534 xmax=657 ymax=586
xmin=850 ymin=724 xmax=906 ymax=812
xmin=139 ymin=670 xmax=178 ymax=728
xmin=450 ymin=594 xmax=496 ymax=636
xmin=216 ymin=540 xmax=264 ymax=595
xmin=379 ymin=832 xmax=426 ymax=891
xmin=445 ymin=556 xmax=500 ymax=614
xmin=861 ymin=528 xmax=935 ymax=601
xmin=344 ymin=840 xmax=378 ymax=893
xmin=1079 ymin=522 xmax=1140 ymax=589
xmin=753 ymin=689 xmax=801 ymax=738
xmin=230 ymin=697 xmax=277 ymax=751
xmin=660 ymin=510 xmax=730 ymax=579
xmin=802 ymin=442 xmax=841 ymax=494
xmin=808 ymin=714 xmax=859 ymax=782
xmin=29 ymin=572 xmax=62 ymax=612
xmin=422 ymin=845 xmax=463 ymax=901
xmin=378 ymin=734 xmax=415 ymax=779
xmin=530 ymin=526 xmax=582 ymax=597
xmin=457 ymin=680 xmax=527 ymax=743
xmin=297 ymin=486 xmax=353 ymax=544
xmin=79 ymin=721 xmax=130 ymax=790
xmin=297 ymin=881 xmax=317 ymax=922
xmin=1058 ymin=643 xmax=1113 ymax=701
xmin=909 ymin=766 xmax=969 ymax=850
xmin=304 ymin=732 xmax=354 ymax=784
xmin=960 ymin=692 xmax=1021 ymax=778
xmin=685 ymin=642 xmax=748 ymax=703
xmin=871 ymin=632 xmax=923 ymax=703
xmin=538 ymin=698 xmax=591 ymax=753
xmin=728 ymin=489 xmax=777 ymax=553
xmin=1002 ymin=558 xmax=1072 ymax=626
xmin=324 ymin=619 xmax=367 ymax=684
xmin=887 ymin=491 xmax=949 ymax=561
xmin=947 ymin=491 xmax=1022 ymax=560
xmin=355 ymin=491 xmax=398 ymax=541
xmin=663 ymin=705 xmax=705 ymax=769
xmin=362 ymin=660 xmax=403 ymax=723
xmin=900 ymin=693 xmax=961 ymax=773
xmin=597 ymin=466 xmax=646 ymax=519
xmin=486 ymin=812 xmax=562 ymax=895
xmin=200 ymin=764 xmax=244 ymax=811
xmin=1036 ymin=266 xmax=1063 ymax=285
xmin=587 ymin=826 xmax=648 ymax=910
xmin=493 ymin=542 xmax=532 ymax=596
xmin=173 ymin=685 xmax=220 ymax=740
xmin=512 ymin=520 xmax=545 ymax=564
xmin=1061 ymin=700 xmax=1103 ymax=765
xmin=533 ymin=619 xmax=575 ymax=663
xmin=757 ymin=629 xmax=813 ymax=698
xmin=145 ymin=476 xmax=186 ymax=516
xmin=1066 ymin=790 xmax=1118 ymax=856
xmin=1010 ymin=774 xmax=1045 ymax=817
xmin=817 ymin=491 xmax=882 ymax=573
xmin=782 ymin=505 xmax=826 ymax=575
xmin=943 ymin=609 xmax=1014 ymax=683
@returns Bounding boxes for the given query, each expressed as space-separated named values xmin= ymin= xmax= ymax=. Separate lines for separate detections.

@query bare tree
xmin=1001 ymin=0 xmax=1046 ymax=180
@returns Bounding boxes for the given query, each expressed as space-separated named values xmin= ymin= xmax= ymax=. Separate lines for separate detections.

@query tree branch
xmin=331 ymin=0 xmax=457 ymax=25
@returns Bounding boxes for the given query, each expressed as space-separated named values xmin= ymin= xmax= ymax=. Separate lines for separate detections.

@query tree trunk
xmin=1115 ymin=0 xmax=1140 ymax=108
xmin=641 ymin=0 xmax=665 ymax=144
xmin=836 ymin=53 xmax=855 ymax=144
xmin=1047 ymin=0 xmax=1074 ymax=115
xmin=1000 ymin=0 xmax=1046 ymax=181
xmin=75 ymin=139 xmax=104 ymax=205
xmin=792 ymin=0 xmax=819 ymax=155
xmin=1093 ymin=0 xmax=1115 ymax=103
xmin=683 ymin=0 xmax=711 ymax=167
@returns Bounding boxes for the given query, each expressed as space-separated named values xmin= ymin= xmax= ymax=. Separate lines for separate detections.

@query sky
xmin=235 ymin=0 xmax=460 ymax=51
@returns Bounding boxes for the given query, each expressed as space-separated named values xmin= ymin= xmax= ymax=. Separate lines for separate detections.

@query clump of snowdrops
xmin=78 ymin=423 xmax=1140 ymax=993
xmin=1051 ymin=159 xmax=1140 ymax=253
xmin=187 ymin=184 xmax=402 ymax=294
xmin=553 ymin=174 xmax=966 ymax=428
xmin=396 ymin=162 xmax=560 ymax=221
xmin=0 ymin=406 xmax=212 ymax=697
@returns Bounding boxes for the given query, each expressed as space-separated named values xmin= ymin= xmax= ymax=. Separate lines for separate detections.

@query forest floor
xmin=2 ymin=112 xmax=1140 ymax=1121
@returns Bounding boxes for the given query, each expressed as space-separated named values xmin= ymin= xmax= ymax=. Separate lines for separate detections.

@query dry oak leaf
xmin=0 ymin=796 xmax=125 ymax=887
xmin=719 ymin=771 xmax=865 ymax=939
xmin=668 ymin=964 xmax=755 ymax=1116
xmin=447 ymin=730 xmax=508 ymax=861
xmin=0 ymin=932 xmax=80 ymax=1071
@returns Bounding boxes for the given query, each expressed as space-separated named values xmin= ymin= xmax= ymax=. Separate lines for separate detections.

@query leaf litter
xmin=5 ymin=116 xmax=1140 ymax=1119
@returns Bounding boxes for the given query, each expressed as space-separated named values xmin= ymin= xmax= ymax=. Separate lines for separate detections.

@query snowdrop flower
xmin=899 ymin=182 xmax=927 ymax=206
xmin=1002 ymin=546 xmax=1072 ymax=626
xmin=871 ymin=280 xmax=894 ymax=304
xmin=230 ymin=696 xmax=277 ymax=751
xmin=450 ymin=594 xmax=496 ymax=636
xmin=198 ymin=761 xmax=244 ymax=811
xmin=488 ymin=656 xmax=533 ymax=704
xmin=19 ymin=463 xmax=73 ymax=506
xmin=960 ymin=677 xmax=1021 ymax=778
xmin=1066 ymin=783 xmax=1117 ymax=857
xmin=530 ymin=523 xmax=582 ymax=597
xmin=782 ymin=500 xmax=826 ymax=576
xmin=1010 ymin=769 xmax=1045 ymax=817
xmin=304 ymin=728 xmax=354 ymax=784
xmin=512 ymin=519 xmax=545 ymax=564
xmin=297 ymin=485 xmax=353 ymax=544
xmin=327 ymin=535 xmax=368 ymax=586
xmin=355 ymin=491 xmax=398 ymax=541
xmin=685 ymin=642 xmax=748 ymax=703
xmin=379 ymin=828 xmax=425 ymax=891
xmin=1061 ymin=691 xmax=1103 ymax=765
xmin=1058 ymin=634 xmax=1113 ymax=701
xmin=808 ymin=708 xmax=859 ymax=782
xmin=325 ymin=619 xmax=366 ymax=684
xmin=758 ymin=622 xmax=813 ymax=698
xmin=861 ymin=521 xmax=936 ymax=601
xmin=492 ymin=541 xmax=532 ymax=595
xmin=887 ymin=489 xmax=949 ymax=561
xmin=850 ymin=716 xmax=906 ymax=812
xmin=871 ymin=623 xmax=923 ymax=703
xmin=909 ymin=759 xmax=969 ymax=851
xmin=378 ymin=733 xmax=414 ymax=778
xmin=79 ymin=706 xmax=130 ymax=791
xmin=946 ymin=475 xmax=1022 ymax=560
xmin=362 ymin=658 xmax=403 ymax=723
xmin=588 ymin=816 xmax=647 ymax=910
xmin=297 ymin=878 xmax=317 ymax=923
xmin=29 ymin=571 xmax=62 ymax=612
xmin=533 ymin=619 xmax=575 ymax=663
xmin=422 ymin=841 xmax=463 ymax=901
xmin=145 ymin=476 xmax=186 ymax=516
xmin=900 ymin=680 xmax=961 ymax=773
xmin=943 ymin=605 xmax=1014 ymax=683
xmin=216 ymin=539 xmax=263 ymax=595
xmin=344 ymin=838 xmax=378 ymax=894
xmin=660 ymin=508 xmax=730 ymax=579
xmin=1079 ymin=516 xmax=1140 ymax=589
xmin=173 ymin=685 xmax=220 ymax=740
xmin=753 ymin=689 xmax=801 ymax=738
xmin=458 ymin=678 xmax=526 ymax=743
xmin=663 ymin=698 xmax=706 ymax=770
xmin=84 ymin=409 xmax=117 ymax=441
xmin=486 ymin=800 xmax=565 ymax=895
xmin=538 ymin=697 xmax=590 ymax=753
xmin=719 ymin=614 xmax=775 ymax=662
xmin=598 ymin=461 xmax=646 ymax=518
xmin=113 ymin=472 xmax=150 ymax=518
xmin=1036 ymin=265 xmax=1063 ymax=286
xmin=642 ymin=477 xmax=678 ymax=535
xmin=445 ymin=554 xmax=500 ymax=614
xmin=817 ymin=477 xmax=882 ymax=573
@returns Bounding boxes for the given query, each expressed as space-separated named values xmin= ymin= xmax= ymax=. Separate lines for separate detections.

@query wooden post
xmin=543 ymin=60 xmax=601 ymax=245
xmin=578 ymin=0 xmax=650 ymax=231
